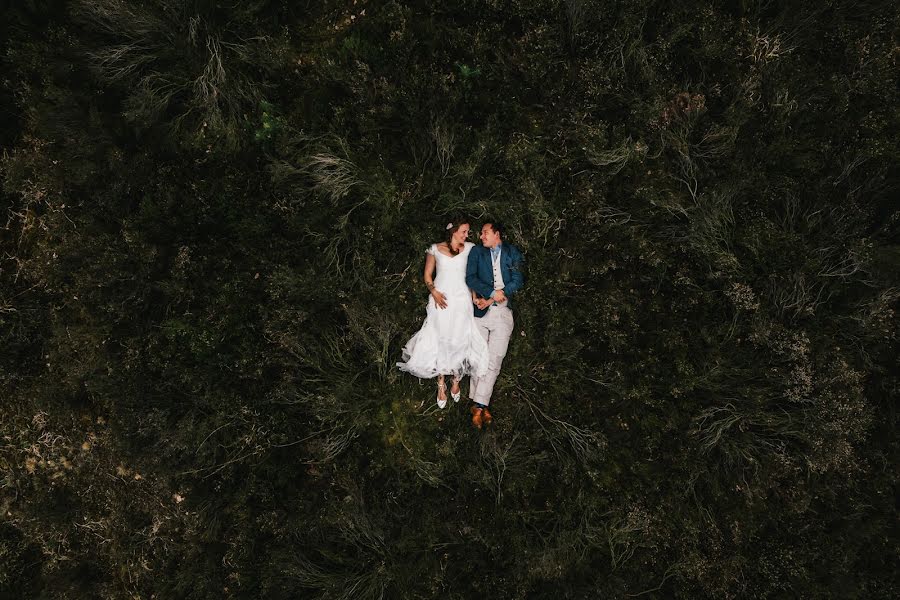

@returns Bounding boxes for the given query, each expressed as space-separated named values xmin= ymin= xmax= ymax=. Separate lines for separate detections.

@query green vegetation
xmin=1 ymin=1 xmax=896 ymax=598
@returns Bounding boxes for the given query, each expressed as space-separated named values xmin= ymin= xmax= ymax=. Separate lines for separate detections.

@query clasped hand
xmin=435 ymin=290 xmax=507 ymax=311
xmin=474 ymin=297 xmax=492 ymax=310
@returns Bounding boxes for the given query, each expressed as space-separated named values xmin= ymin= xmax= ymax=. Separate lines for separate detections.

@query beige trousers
xmin=468 ymin=304 xmax=514 ymax=406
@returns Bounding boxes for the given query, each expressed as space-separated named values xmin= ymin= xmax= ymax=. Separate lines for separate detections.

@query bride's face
xmin=453 ymin=224 xmax=470 ymax=243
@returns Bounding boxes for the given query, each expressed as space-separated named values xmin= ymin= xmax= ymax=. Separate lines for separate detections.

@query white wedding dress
xmin=397 ymin=242 xmax=490 ymax=379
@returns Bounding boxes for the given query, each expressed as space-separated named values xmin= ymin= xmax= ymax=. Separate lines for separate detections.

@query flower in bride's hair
xmin=446 ymin=222 xmax=454 ymax=230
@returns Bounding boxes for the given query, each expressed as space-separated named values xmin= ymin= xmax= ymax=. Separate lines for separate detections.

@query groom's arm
xmin=466 ymin=249 xmax=495 ymax=298
xmin=502 ymin=247 xmax=525 ymax=296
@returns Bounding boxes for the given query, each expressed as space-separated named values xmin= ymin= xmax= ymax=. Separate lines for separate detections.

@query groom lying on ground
xmin=465 ymin=220 xmax=525 ymax=429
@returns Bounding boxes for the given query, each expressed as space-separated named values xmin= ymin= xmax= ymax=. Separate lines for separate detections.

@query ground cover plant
xmin=1 ymin=1 xmax=897 ymax=598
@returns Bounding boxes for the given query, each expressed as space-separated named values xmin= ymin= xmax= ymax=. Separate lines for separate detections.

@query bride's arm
xmin=424 ymin=253 xmax=447 ymax=309
xmin=424 ymin=253 xmax=436 ymax=290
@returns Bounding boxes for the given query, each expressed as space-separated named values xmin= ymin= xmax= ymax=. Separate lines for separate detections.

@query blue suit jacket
xmin=466 ymin=243 xmax=525 ymax=318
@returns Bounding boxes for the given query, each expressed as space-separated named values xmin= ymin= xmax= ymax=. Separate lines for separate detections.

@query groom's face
xmin=480 ymin=224 xmax=501 ymax=248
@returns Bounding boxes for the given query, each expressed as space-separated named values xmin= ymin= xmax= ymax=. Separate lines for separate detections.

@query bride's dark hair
xmin=444 ymin=216 xmax=470 ymax=255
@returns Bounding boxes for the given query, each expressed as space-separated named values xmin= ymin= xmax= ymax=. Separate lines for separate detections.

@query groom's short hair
xmin=484 ymin=220 xmax=505 ymax=238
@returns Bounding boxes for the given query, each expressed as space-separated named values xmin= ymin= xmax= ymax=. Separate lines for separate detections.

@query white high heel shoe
xmin=450 ymin=377 xmax=461 ymax=403
xmin=436 ymin=378 xmax=448 ymax=409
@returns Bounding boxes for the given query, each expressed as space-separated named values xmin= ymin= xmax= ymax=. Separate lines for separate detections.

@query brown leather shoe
xmin=482 ymin=407 xmax=493 ymax=426
xmin=470 ymin=406 xmax=484 ymax=429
